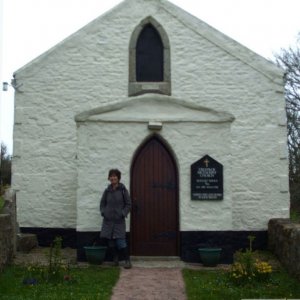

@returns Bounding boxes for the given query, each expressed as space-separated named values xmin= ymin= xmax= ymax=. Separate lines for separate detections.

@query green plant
xmin=21 ymin=237 xmax=74 ymax=285
xmin=229 ymin=235 xmax=273 ymax=285
xmin=45 ymin=236 xmax=65 ymax=283
xmin=248 ymin=235 xmax=255 ymax=251
xmin=254 ymin=260 xmax=273 ymax=280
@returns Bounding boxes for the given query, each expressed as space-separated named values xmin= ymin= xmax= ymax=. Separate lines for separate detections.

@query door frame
xmin=130 ymin=134 xmax=180 ymax=256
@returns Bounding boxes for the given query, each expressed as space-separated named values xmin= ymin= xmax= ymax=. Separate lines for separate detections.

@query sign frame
xmin=191 ymin=155 xmax=223 ymax=200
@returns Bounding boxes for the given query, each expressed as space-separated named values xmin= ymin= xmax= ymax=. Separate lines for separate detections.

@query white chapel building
xmin=12 ymin=0 xmax=289 ymax=262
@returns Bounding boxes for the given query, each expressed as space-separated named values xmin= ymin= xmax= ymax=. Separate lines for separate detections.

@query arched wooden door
xmin=130 ymin=136 xmax=179 ymax=256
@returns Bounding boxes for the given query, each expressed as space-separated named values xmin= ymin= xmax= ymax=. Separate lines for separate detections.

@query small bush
xmin=22 ymin=236 xmax=72 ymax=285
xmin=229 ymin=235 xmax=272 ymax=285
xmin=45 ymin=236 xmax=65 ymax=283
xmin=254 ymin=260 xmax=272 ymax=280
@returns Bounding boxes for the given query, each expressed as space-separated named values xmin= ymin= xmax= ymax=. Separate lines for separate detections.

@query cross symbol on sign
xmin=203 ymin=158 xmax=210 ymax=167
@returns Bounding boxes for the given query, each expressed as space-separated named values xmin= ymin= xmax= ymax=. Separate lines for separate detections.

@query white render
xmin=12 ymin=0 xmax=289 ymax=232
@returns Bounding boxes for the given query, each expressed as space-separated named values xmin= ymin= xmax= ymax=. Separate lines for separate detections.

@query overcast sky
xmin=1 ymin=0 xmax=300 ymax=154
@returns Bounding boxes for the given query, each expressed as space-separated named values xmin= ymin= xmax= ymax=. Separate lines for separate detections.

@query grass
xmin=183 ymin=268 xmax=300 ymax=300
xmin=2 ymin=250 xmax=300 ymax=300
xmin=0 ymin=265 xmax=120 ymax=300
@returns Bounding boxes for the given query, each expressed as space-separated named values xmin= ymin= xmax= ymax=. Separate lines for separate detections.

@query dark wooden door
xmin=131 ymin=136 xmax=178 ymax=256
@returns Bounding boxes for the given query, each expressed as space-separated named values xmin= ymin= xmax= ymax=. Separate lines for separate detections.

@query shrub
xmin=254 ymin=260 xmax=272 ymax=280
xmin=45 ymin=236 xmax=67 ymax=283
xmin=22 ymin=236 xmax=72 ymax=285
xmin=229 ymin=235 xmax=272 ymax=285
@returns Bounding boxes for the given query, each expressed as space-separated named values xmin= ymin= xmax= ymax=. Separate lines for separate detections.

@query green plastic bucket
xmin=198 ymin=248 xmax=222 ymax=267
xmin=84 ymin=246 xmax=107 ymax=265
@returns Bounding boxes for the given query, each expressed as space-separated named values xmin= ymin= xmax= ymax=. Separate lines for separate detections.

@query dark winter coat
xmin=100 ymin=183 xmax=131 ymax=239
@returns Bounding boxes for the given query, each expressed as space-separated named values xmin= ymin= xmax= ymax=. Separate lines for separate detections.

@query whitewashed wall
xmin=75 ymin=95 xmax=234 ymax=231
xmin=12 ymin=0 xmax=289 ymax=230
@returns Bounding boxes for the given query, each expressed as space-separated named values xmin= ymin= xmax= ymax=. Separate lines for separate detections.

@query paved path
xmin=111 ymin=267 xmax=187 ymax=300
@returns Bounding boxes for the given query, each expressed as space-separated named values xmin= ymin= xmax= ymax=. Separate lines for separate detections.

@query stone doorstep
xmin=130 ymin=257 xmax=186 ymax=268
xmin=131 ymin=256 xmax=181 ymax=261
xmin=128 ymin=256 xmax=231 ymax=269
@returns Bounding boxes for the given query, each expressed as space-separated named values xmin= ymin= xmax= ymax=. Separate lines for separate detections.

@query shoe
xmin=124 ymin=260 xmax=132 ymax=269
xmin=119 ymin=247 xmax=132 ymax=269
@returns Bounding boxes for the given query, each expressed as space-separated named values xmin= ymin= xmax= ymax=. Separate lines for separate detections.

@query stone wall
xmin=0 ymin=214 xmax=13 ymax=271
xmin=268 ymin=218 xmax=300 ymax=276
xmin=0 ymin=190 xmax=17 ymax=271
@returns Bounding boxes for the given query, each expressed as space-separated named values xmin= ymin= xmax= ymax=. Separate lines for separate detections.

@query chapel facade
xmin=12 ymin=0 xmax=289 ymax=262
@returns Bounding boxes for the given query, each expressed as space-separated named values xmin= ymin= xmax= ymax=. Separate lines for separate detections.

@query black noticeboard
xmin=191 ymin=155 xmax=223 ymax=200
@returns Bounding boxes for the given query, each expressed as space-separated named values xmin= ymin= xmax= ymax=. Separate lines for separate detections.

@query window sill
xmin=128 ymin=82 xmax=171 ymax=96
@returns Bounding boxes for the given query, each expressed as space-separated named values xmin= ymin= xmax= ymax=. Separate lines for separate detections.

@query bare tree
xmin=275 ymin=35 xmax=300 ymax=213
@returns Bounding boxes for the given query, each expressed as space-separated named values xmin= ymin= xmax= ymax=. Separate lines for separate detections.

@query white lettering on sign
xmin=193 ymin=193 xmax=222 ymax=199
xmin=197 ymin=168 xmax=217 ymax=178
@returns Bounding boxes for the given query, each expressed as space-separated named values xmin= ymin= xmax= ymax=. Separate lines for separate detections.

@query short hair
xmin=108 ymin=169 xmax=121 ymax=180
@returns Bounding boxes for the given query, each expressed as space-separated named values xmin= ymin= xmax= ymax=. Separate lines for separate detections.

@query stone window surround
xmin=129 ymin=16 xmax=171 ymax=96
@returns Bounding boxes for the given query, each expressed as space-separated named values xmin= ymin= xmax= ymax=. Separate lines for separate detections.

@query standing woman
xmin=100 ymin=169 xmax=132 ymax=269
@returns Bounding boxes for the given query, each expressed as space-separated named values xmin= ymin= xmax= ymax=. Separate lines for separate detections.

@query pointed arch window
xmin=129 ymin=17 xmax=171 ymax=96
xmin=136 ymin=24 xmax=163 ymax=82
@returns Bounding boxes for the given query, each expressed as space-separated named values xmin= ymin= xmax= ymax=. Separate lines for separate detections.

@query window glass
xmin=136 ymin=25 xmax=163 ymax=82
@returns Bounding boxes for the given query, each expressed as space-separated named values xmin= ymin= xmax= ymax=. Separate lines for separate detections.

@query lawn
xmin=2 ymin=259 xmax=300 ymax=300
xmin=0 ymin=265 xmax=120 ymax=300
xmin=183 ymin=268 xmax=300 ymax=300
